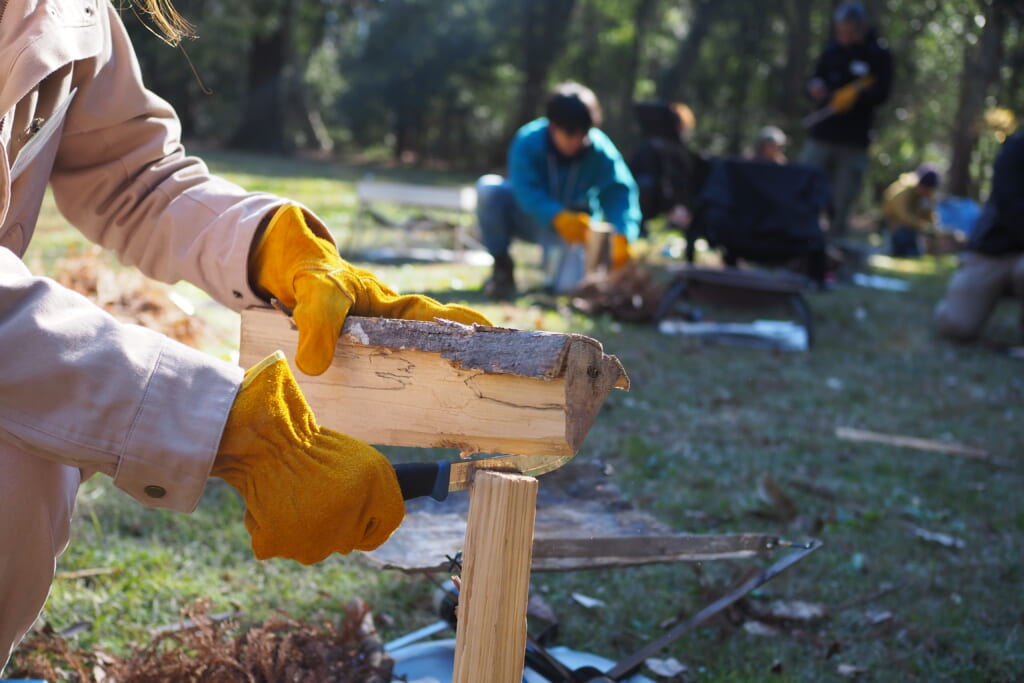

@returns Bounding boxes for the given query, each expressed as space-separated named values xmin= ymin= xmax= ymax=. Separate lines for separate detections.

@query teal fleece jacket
xmin=508 ymin=118 xmax=641 ymax=242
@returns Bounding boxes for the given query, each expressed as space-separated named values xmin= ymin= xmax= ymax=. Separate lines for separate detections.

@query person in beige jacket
xmin=0 ymin=0 xmax=489 ymax=670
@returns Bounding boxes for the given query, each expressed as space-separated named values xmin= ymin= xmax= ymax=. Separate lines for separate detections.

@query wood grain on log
xmin=240 ymin=308 xmax=629 ymax=456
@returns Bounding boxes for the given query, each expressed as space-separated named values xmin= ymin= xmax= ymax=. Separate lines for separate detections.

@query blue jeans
xmin=890 ymin=225 xmax=922 ymax=258
xmin=476 ymin=175 xmax=589 ymax=292
xmin=475 ymin=175 xmax=560 ymax=256
xmin=799 ymin=138 xmax=868 ymax=238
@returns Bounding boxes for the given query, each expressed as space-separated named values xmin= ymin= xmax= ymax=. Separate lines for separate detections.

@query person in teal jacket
xmin=476 ymin=82 xmax=640 ymax=299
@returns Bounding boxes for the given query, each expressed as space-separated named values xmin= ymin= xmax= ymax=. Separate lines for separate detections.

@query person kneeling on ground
xmin=476 ymin=82 xmax=641 ymax=300
xmin=934 ymin=130 xmax=1024 ymax=342
xmin=882 ymin=164 xmax=940 ymax=258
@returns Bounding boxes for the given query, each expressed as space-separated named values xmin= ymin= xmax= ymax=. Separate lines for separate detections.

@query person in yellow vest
xmin=882 ymin=164 xmax=940 ymax=258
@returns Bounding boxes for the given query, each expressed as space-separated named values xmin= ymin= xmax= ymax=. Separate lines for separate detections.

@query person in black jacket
xmin=798 ymin=2 xmax=893 ymax=238
xmin=628 ymin=101 xmax=710 ymax=257
xmin=935 ymin=130 xmax=1024 ymax=342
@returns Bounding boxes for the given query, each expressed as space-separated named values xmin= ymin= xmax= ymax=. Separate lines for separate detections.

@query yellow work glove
xmin=553 ymin=210 xmax=591 ymax=245
xmin=213 ymin=351 xmax=404 ymax=565
xmin=611 ymin=233 xmax=632 ymax=271
xmin=830 ymin=75 xmax=875 ymax=113
xmin=251 ymin=204 xmax=492 ymax=376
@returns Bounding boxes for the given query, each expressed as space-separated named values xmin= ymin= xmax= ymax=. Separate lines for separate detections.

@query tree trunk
xmin=726 ymin=7 xmax=764 ymax=154
xmin=779 ymin=0 xmax=814 ymax=126
xmin=615 ymin=0 xmax=659 ymax=148
xmin=948 ymin=0 xmax=1009 ymax=198
xmin=656 ymin=0 xmax=724 ymax=103
xmin=228 ymin=2 xmax=295 ymax=153
xmin=511 ymin=0 xmax=578 ymax=132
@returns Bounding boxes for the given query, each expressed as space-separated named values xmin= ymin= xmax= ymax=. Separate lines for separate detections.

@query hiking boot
xmin=484 ymin=253 xmax=516 ymax=301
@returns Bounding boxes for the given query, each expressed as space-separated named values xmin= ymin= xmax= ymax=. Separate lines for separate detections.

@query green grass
xmin=14 ymin=149 xmax=1024 ymax=681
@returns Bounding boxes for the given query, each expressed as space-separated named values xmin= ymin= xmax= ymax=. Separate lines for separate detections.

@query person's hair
xmin=133 ymin=0 xmax=195 ymax=45
xmin=916 ymin=163 xmax=940 ymax=188
xmin=671 ymin=103 xmax=696 ymax=133
xmin=833 ymin=2 xmax=867 ymax=25
xmin=546 ymin=82 xmax=603 ymax=133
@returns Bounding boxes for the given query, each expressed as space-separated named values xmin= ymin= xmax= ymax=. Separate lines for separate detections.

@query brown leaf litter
xmin=7 ymin=597 xmax=393 ymax=682
xmin=51 ymin=247 xmax=211 ymax=348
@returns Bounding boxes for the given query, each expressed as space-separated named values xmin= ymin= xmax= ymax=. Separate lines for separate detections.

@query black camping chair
xmin=697 ymin=158 xmax=830 ymax=283
xmin=655 ymin=160 xmax=832 ymax=349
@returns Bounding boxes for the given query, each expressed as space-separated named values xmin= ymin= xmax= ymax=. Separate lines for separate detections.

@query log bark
xmin=239 ymin=309 xmax=629 ymax=456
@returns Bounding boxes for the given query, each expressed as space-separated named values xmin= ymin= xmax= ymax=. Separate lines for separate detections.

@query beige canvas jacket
xmin=0 ymin=0 xmax=287 ymax=512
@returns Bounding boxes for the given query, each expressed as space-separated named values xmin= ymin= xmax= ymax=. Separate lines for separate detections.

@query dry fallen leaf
xmin=837 ymin=662 xmax=868 ymax=677
xmin=571 ymin=592 xmax=606 ymax=609
xmin=757 ymin=473 xmax=799 ymax=521
xmin=767 ymin=600 xmax=828 ymax=622
xmin=645 ymin=656 xmax=689 ymax=677
xmin=912 ymin=527 xmax=966 ymax=549
xmin=864 ymin=610 xmax=894 ymax=625
xmin=743 ymin=621 xmax=781 ymax=637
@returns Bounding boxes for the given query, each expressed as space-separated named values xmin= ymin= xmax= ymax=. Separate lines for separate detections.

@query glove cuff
xmin=214 ymin=351 xmax=318 ymax=482
xmin=250 ymin=204 xmax=341 ymax=306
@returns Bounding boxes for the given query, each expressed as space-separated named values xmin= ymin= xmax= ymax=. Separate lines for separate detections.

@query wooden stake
xmin=453 ymin=470 xmax=538 ymax=683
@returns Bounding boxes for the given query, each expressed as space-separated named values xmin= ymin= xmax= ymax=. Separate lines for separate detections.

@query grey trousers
xmin=799 ymin=138 xmax=869 ymax=238
xmin=934 ymin=251 xmax=1024 ymax=342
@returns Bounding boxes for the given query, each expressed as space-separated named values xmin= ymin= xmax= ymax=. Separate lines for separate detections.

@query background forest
xmin=127 ymin=0 xmax=1024 ymax=204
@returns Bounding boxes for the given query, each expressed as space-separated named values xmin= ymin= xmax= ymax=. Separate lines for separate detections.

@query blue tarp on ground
xmin=937 ymin=196 xmax=982 ymax=236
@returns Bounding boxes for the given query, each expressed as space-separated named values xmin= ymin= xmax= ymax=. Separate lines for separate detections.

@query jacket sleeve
xmin=861 ymin=44 xmax=893 ymax=107
xmin=0 ymin=249 xmax=242 ymax=512
xmin=507 ymin=132 xmax=564 ymax=230
xmin=48 ymin=4 xmax=285 ymax=312
xmin=595 ymin=141 xmax=641 ymax=242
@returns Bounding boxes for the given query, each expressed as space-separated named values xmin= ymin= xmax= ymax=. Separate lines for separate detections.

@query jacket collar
xmin=0 ymin=0 xmax=103 ymax=116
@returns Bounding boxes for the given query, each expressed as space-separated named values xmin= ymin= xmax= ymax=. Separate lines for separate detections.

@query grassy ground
xmin=14 ymin=149 xmax=1024 ymax=681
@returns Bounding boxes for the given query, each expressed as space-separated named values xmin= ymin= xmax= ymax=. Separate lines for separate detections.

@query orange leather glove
xmin=552 ymin=210 xmax=591 ymax=245
xmin=830 ymin=75 xmax=875 ymax=113
xmin=213 ymin=351 xmax=404 ymax=564
xmin=611 ymin=233 xmax=632 ymax=270
xmin=251 ymin=204 xmax=491 ymax=376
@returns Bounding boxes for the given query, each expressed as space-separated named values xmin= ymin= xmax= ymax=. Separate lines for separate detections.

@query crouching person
xmin=476 ymin=82 xmax=641 ymax=299
xmin=883 ymin=164 xmax=940 ymax=258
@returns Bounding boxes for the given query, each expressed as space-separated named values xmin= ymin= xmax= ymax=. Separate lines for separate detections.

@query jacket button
xmin=144 ymin=485 xmax=167 ymax=499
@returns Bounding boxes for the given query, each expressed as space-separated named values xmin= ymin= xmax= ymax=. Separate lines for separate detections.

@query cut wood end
xmin=564 ymin=339 xmax=631 ymax=451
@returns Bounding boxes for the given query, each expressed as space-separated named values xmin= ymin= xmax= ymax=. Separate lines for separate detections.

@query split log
xmin=239 ymin=308 xmax=629 ymax=456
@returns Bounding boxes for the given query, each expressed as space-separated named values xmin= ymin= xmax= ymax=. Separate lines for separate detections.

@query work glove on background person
xmin=251 ymin=204 xmax=491 ymax=376
xmin=611 ymin=233 xmax=632 ymax=270
xmin=553 ymin=210 xmax=591 ymax=245
xmin=829 ymin=75 xmax=876 ymax=113
xmin=213 ymin=351 xmax=404 ymax=564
